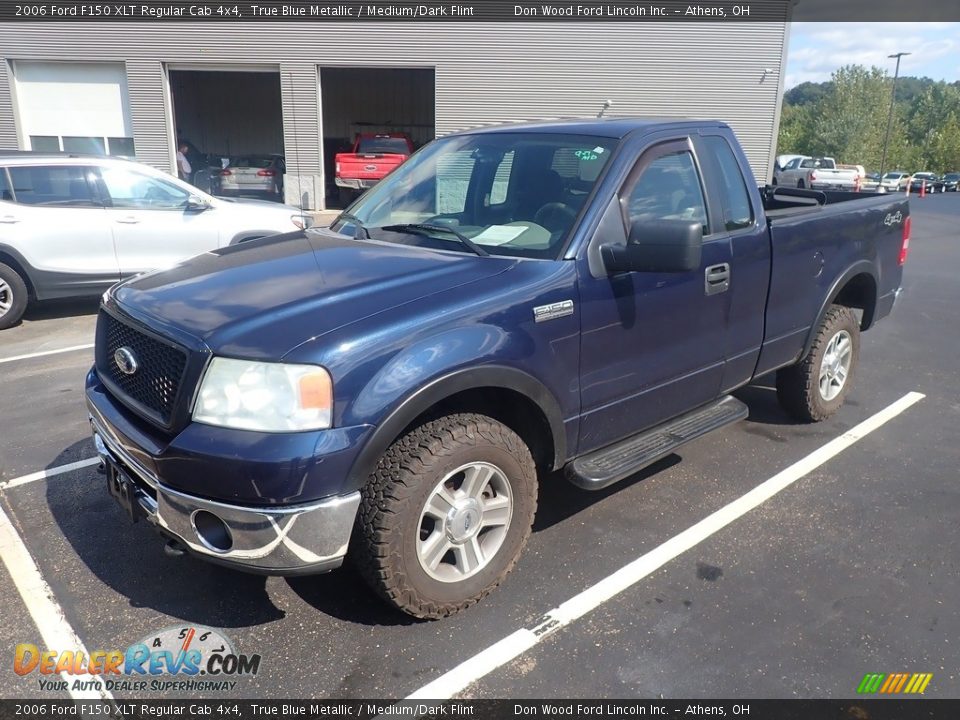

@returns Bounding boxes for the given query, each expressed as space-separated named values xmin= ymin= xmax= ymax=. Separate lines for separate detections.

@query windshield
xmin=883 ymin=172 xmax=904 ymax=179
xmin=231 ymin=157 xmax=275 ymax=168
xmin=945 ymin=174 xmax=959 ymax=180
xmin=357 ymin=137 xmax=411 ymax=155
xmin=335 ymin=132 xmax=618 ymax=259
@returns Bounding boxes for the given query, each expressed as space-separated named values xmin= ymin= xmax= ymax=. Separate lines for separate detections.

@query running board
xmin=567 ymin=396 xmax=749 ymax=491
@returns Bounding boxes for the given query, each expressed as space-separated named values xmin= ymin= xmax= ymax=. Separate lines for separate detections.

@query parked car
xmin=880 ymin=171 xmax=911 ymax=192
xmin=87 ymin=118 xmax=909 ymax=618
xmin=861 ymin=172 xmax=883 ymax=192
xmin=219 ymin=154 xmax=286 ymax=200
xmin=943 ymin=172 xmax=959 ymax=192
xmin=773 ymin=156 xmax=859 ymax=191
xmin=909 ymin=172 xmax=944 ymax=193
xmin=335 ymin=133 xmax=414 ymax=205
xmin=0 ymin=153 xmax=313 ymax=329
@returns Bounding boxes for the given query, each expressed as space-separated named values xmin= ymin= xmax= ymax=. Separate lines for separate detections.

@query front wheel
xmin=776 ymin=305 xmax=860 ymax=422
xmin=797 ymin=180 xmax=806 ymax=189
xmin=351 ymin=413 xmax=538 ymax=619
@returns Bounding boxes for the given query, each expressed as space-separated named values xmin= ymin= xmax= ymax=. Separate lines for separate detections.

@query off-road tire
xmin=776 ymin=304 xmax=860 ymax=422
xmin=0 ymin=262 xmax=28 ymax=330
xmin=351 ymin=413 xmax=538 ymax=619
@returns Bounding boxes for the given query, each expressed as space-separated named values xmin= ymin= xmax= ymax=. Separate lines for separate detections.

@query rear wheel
xmin=0 ymin=262 xmax=28 ymax=330
xmin=797 ymin=180 xmax=806 ymax=189
xmin=352 ymin=413 xmax=538 ymax=619
xmin=776 ymin=305 xmax=860 ymax=422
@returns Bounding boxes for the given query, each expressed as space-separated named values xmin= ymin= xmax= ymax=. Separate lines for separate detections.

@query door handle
xmin=704 ymin=263 xmax=730 ymax=296
xmin=116 ymin=216 xmax=140 ymax=224
xmin=0 ymin=215 xmax=20 ymax=224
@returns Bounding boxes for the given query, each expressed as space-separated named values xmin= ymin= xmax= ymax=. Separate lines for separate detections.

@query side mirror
xmin=600 ymin=220 xmax=702 ymax=274
xmin=186 ymin=195 xmax=210 ymax=212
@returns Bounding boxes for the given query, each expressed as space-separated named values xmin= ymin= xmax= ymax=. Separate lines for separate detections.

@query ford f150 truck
xmin=334 ymin=133 xmax=414 ymax=205
xmin=87 ymin=119 xmax=909 ymax=618
xmin=774 ymin=156 xmax=860 ymax=191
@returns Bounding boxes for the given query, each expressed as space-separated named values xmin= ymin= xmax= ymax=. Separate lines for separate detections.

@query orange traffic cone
xmin=906 ymin=182 xmax=910 ymax=197
xmin=920 ymin=180 xmax=926 ymax=198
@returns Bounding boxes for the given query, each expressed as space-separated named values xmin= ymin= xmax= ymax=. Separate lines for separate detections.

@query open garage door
xmin=320 ymin=67 xmax=435 ymax=208
xmin=169 ymin=68 xmax=284 ymax=201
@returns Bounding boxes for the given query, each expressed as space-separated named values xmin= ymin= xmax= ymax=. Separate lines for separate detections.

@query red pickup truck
xmin=335 ymin=133 xmax=414 ymax=204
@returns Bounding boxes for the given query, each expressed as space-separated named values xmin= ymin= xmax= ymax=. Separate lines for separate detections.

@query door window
xmin=99 ymin=167 xmax=190 ymax=210
xmin=625 ymin=150 xmax=708 ymax=232
xmin=703 ymin=136 xmax=754 ymax=231
xmin=8 ymin=166 xmax=99 ymax=207
xmin=1 ymin=170 xmax=12 ymax=202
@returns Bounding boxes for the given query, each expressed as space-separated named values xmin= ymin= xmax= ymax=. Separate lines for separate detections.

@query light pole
xmin=880 ymin=52 xmax=911 ymax=178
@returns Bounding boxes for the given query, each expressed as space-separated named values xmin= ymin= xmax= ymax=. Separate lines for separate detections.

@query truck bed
xmin=754 ymin=185 xmax=908 ymax=377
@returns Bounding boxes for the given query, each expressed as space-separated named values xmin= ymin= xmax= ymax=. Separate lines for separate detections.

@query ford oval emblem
xmin=114 ymin=347 xmax=139 ymax=376
xmin=364 ymin=164 xmax=377 ymax=171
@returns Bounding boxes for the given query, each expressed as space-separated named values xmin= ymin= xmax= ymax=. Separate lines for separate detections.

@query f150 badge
xmin=884 ymin=211 xmax=903 ymax=227
xmin=533 ymin=300 xmax=574 ymax=322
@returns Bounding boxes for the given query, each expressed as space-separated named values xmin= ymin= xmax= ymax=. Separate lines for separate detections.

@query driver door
xmin=576 ymin=138 xmax=732 ymax=452
xmin=96 ymin=165 xmax=220 ymax=276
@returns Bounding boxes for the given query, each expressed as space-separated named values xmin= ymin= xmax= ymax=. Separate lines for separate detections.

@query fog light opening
xmin=192 ymin=510 xmax=233 ymax=553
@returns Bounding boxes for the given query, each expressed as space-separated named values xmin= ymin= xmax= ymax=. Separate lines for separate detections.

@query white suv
xmin=0 ymin=153 xmax=313 ymax=329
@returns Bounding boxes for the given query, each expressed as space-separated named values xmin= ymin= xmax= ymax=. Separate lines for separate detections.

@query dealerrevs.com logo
xmin=14 ymin=625 xmax=261 ymax=693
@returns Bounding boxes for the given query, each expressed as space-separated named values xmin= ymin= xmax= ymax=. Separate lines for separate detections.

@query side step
xmin=567 ymin=395 xmax=748 ymax=491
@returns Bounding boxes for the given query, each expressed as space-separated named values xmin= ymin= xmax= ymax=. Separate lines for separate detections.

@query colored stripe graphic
xmin=857 ymin=672 xmax=932 ymax=694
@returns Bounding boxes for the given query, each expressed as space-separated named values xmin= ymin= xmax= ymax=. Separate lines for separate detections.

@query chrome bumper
xmin=91 ymin=419 xmax=360 ymax=575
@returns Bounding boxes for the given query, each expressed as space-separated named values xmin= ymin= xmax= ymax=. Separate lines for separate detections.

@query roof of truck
xmin=454 ymin=117 xmax=728 ymax=138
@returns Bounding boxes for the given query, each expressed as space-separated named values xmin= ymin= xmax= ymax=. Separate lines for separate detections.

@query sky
xmin=785 ymin=22 xmax=960 ymax=89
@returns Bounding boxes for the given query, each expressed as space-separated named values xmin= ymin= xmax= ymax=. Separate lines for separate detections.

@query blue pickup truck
xmin=86 ymin=119 xmax=909 ymax=618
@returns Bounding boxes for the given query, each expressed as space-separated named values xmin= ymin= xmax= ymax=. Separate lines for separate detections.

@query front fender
xmin=343 ymin=327 xmax=566 ymax=488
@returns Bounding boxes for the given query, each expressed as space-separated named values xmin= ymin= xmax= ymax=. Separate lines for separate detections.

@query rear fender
xmin=802 ymin=260 xmax=878 ymax=357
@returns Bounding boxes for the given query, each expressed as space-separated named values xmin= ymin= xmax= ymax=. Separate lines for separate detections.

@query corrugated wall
xmin=0 ymin=61 xmax=19 ymax=149
xmin=125 ymin=59 xmax=174 ymax=173
xmin=0 ymin=21 xmax=788 ymax=200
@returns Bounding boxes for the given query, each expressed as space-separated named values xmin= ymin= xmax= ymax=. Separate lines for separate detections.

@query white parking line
xmin=0 ymin=343 xmax=95 ymax=365
xmin=406 ymin=391 xmax=925 ymax=700
xmin=0 ymin=458 xmax=100 ymax=492
xmin=0 ymin=503 xmax=115 ymax=701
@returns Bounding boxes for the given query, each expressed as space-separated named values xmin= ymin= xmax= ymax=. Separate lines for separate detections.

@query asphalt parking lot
xmin=1 ymin=196 xmax=958 ymax=701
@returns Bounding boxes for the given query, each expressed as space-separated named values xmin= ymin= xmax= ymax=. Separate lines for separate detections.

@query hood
xmin=113 ymin=229 xmax=515 ymax=359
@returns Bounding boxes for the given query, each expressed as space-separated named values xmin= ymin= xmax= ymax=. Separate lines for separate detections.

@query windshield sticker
xmin=575 ymin=150 xmax=600 ymax=161
xmin=472 ymin=225 xmax=528 ymax=245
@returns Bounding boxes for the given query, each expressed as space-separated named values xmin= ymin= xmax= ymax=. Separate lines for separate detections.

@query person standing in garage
xmin=176 ymin=142 xmax=192 ymax=182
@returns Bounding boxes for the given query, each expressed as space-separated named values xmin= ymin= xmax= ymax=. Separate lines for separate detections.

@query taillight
xmin=257 ymin=169 xmax=276 ymax=177
xmin=220 ymin=169 xmax=232 ymax=176
xmin=335 ymin=162 xmax=340 ymax=173
xmin=899 ymin=215 xmax=911 ymax=265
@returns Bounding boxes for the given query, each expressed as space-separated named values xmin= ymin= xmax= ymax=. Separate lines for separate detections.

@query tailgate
xmin=336 ymin=153 xmax=407 ymax=180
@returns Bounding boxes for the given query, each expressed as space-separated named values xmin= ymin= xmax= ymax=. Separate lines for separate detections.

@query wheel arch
xmin=345 ymin=365 xmax=567 ymax=490
xmin=803 ymin=261 xmax=878 ymax=357
xmin=0 ymin=245 xmax=37 ymax=299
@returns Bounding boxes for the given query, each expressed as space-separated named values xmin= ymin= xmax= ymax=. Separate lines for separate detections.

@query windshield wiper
xmin=337 ymin=213 xmax=370 ymax=239
xmin=380 ymin=223 xmax=489 ymax=257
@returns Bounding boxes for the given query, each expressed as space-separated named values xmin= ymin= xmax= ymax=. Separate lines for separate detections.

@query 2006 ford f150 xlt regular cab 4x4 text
xmin=86 ymin=119 xmax=909 ymax=618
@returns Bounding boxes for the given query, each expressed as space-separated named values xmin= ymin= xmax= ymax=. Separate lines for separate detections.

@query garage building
xmin=0 ymin=20 xmax=790 ymax=209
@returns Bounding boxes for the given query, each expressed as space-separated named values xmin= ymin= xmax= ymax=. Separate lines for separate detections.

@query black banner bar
xmin=2 ymin=700 xmax=960 ymax=720
xmin=1 ymin=0 xmax=958 ymax=22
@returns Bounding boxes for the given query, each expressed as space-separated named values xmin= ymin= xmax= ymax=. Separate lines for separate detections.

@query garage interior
xmin=320 ymin=67 xmax=435 ymax=208
xmin=169 ymin=68 xmax=284 ymax=197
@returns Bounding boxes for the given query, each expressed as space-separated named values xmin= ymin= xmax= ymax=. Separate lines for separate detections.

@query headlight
xmin=291 ymin=214 xmax=315 ymax=230
xmin=193 ymin=357 xmax=332 ymax=432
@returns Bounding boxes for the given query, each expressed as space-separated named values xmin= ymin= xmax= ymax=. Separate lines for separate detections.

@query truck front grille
xmin=97 ymin=311 xmax=189 ymax=427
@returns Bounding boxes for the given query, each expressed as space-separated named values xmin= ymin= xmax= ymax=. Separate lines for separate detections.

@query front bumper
xmin=91 ymin=416 xmax=360 ymax=575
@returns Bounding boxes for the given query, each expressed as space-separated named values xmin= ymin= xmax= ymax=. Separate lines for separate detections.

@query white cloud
xmin=786 ymin=22 xmax=960 ymax=88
